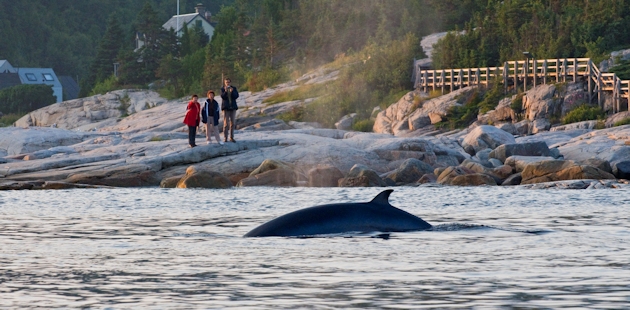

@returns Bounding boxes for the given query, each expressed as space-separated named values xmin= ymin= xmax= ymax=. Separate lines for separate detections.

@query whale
xmin=244 ymin=189 xmax=432 ymax=237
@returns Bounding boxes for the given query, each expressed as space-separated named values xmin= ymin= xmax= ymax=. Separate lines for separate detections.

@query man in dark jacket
xmin=201 ymin=90 xmax=223 ymax=145
xmin=220 ymin=78 xmax=239 ymax=142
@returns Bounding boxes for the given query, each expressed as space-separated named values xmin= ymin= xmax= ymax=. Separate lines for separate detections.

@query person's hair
xmin=207 ymin=90 xmax=215 ymax=96
xmin=191 ymin=94 xmax=198 ymax=99
xmin=224 ymin=78 xmax=231 ymax=83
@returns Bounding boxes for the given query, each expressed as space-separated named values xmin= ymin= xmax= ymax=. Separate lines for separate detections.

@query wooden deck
xmin=414 ymin=58 xmax=629 ymax=113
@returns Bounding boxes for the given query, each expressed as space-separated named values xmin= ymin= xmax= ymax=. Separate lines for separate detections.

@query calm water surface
xmin=0 ymin=186 xmax=629 ymax=309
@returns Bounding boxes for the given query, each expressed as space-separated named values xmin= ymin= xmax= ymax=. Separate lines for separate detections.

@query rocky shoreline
xmin=1 ymin=70 xmax=630 ymax=190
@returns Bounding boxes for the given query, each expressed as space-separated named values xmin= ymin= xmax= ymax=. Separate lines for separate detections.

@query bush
xmin=352 ymin=119 xmax=374 ymax=132
xmin=275 ymin=106 xmax=304 ymax=123
xmin=0 ymin=84 xmax=56 ymax=114
xmin=562 ymin=104 xmax=605 ymax=124
xmin=90 ymin=76 xmax=120 ymax=96
xmin=244 ymin=67 xmax=287 ymax=92
xmin=0 ymin=113 xmax=25 ymax=127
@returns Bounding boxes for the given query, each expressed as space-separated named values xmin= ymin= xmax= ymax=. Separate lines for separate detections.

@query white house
xmin=0 ymin=60 xmax=63 ymax=103
xmin=136 ymin=4 xmax=215 ymax=50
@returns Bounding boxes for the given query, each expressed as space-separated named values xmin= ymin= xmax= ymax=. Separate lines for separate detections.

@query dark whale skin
xmin=244 ymin=190 xmax=432 ymax=237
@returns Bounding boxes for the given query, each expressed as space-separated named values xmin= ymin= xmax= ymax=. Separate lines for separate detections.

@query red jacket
xmin=183 ymin=100 xmax=200 ymax=127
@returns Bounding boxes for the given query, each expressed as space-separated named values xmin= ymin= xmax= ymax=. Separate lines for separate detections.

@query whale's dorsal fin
xmin=370 ymin=189 xmax=394 ymax=206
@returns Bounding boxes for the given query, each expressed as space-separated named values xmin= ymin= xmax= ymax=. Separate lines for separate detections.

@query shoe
xmin=230 ymin=138 xmax=236 ymax=142
xmin=206 ymin=140 xmax=210 ymax=145
xmin=219 ymin=141 xmax=224 ymax=145
xmin=224 ymin=138 xmax=228 ymax=143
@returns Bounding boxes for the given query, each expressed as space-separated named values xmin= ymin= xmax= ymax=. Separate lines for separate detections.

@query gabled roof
xmin=58 ymin=76 xmax=80 ymax=100
xmin=17 ymin=68 xmax=62 ymax=88
xmin=0 ymin=60 xmax=16 ymax=73
xmin=0 ymin=73 xmax=21 ymax=91
xmin=163 ymin=13 xmax=211 ymax=33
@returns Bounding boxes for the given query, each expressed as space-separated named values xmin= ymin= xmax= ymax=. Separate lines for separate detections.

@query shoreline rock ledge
xmin=2 ymin=89 xmax=630 ymax=190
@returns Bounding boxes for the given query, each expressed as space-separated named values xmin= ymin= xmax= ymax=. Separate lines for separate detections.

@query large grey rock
xmin=338 ymin=164 xmax=386 ymax=187
xmin=605 ymin=111 xmax=630 ymax=128
xmin=307 ymin=165 xmax=344 ymax=187
xmin=489 ymin=141 xmax=552 ymax=163
xmin=523 ymin=84 xmax=558 ymax=121
xmin=335 ymin=113 xmax=356 ymax=130
xmin=176 ymin=166 xmax=232 ymax=189
xmin=384 ymin=158 xmax=434 ymax=184
xmin=531 ymin=118 xmax=551 ymax=134
xmin=0 ymin=127 xmax=98 ymax=156
xmin=65 ymin=164 xmax=160 ymax=187
xmin=501 ymin=173 xmax=522 ymax=186
xmin=614 ymin=161 xmax=630 ymax=179
xmin=505 ymin=155 xmax=556 ymax=173
xmin=15 ymin=90 xmax=167 ymax=130
xmin=461 ymin=125 xmax=516 ymax=155
xmin=521 ymin=160 xmax=616 ymax=184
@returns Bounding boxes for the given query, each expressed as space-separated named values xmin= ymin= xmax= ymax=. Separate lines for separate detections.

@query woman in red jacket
xmin=183 ymin=94 xmax=201 ymax=147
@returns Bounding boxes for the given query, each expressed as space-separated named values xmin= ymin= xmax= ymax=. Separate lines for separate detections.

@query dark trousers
xmin=188 ymin=125 xmax=197 ymax=146
xmin=223 ymin=110 xmax=236 ymax=139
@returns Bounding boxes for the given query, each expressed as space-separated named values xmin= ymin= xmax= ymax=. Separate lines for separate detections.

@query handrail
xmin=414 ymin=57 xmax=629 ymax=113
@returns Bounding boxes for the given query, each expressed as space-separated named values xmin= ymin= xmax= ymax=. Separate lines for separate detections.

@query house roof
xmin=0 ymin=73 xmax=22 ymax=91
xmin=163 ymin=13 xmax=211 ymax=33
xmin=17 ymin=68 xmax=62 ymax=88
xmin=58 ymin=76 xmax=80 ymax=100
xmin=0 ymin=60 xmax=16 ymax=73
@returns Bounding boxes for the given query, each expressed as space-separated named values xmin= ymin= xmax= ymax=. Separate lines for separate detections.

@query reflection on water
xmin=1 ymin=187 xmax=629 ymax=308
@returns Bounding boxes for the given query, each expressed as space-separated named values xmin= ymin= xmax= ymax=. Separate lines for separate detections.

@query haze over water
xmin=1 ymin=186 xmax=629 ymax=308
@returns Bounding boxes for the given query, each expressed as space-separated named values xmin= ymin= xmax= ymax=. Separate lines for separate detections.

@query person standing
xmin=183 ymin=94 xmax=201 ymax=148
xmin=201 ymin=90 xmax=223 ymax=145
xmin=220 ymin=78 xmax=239 ymax=142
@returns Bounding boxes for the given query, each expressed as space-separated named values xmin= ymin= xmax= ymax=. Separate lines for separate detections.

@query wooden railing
xmin=414 ymin=58 xmax=629 ymax=113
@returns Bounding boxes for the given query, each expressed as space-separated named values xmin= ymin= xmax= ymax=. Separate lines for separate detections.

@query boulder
xmin=177 ymin=166 xmax=232 ymax=189
xmin=417 ymin=174 xmax=437 ymax=184
xmin=521 ymin=160 xmax=616 ymax=184
xmin=338 ymin=164 xmax=386 ymax=187
xmin=489 ymin=141 xmax=552 ymax=163
xmin=237 ymin=159 xmax=298 ymax=187
xmin=522 ymin=84 xmax=560 ymax=121
xmin=384 ymin=158 xmax=434 ymax=184
xmin=65 ymin=164 xmax=160 ymax=187
xmin=461 ymin=160 xmax=512 ymax=182
xmin=335 ymin=113 xmax=357 ymax=130
xmin=449 ymin=173 xmax=497 ymax=186
xmin=160 ymin=176 xmax=182 ymax=188
xmin=614 ymin=161 xmax=630 ymax=179
xmin=531 ymin=118 xmax=551 ymax=134
xmin=307 ymin=165 xmax=344 ymax=187
xmin=489 ymin=158 xmax=504 ymax=167
xmin=577 ymin=158 xmax=613 ymax=174
xmin=484 ymin=97 xmax=518 ymax=124
xmin=461 ymin=125 xmax=516 ymax=155
xmin=501 ymin=173 xmax=522 ymax=186
xmin=550 ymin=120 xmax=599 ymax=131
xmin=514 ymin=120 xmax=530 ymax=136
xmin=495 ymin=122 xmax=517 ymax=135
xmin=437 ymin=166 xmax=474 ymax=185
xmin=505 ymin=155 xmax=556 ymax=173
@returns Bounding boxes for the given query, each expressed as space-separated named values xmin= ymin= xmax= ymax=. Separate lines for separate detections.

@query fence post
xmin=562 ymin=59 xmax=567 ymax=82
xmin=514 ymin=62 xmax=519 ymax=91
xmin=556 ymin=59 xmax=560 ymax=83
xmin=432 ymin=70 xmax=437 ymax=92
xmin=573 ymin=58 xmax=578 ymax=82
xmin=587 ymin=59 xmax=593 ymax=104
xmin=441 ymin=70 xmax=445 ymax=94
xmin=504 ymin=62 xmax=508 ymax=93
xmin=524 ymin=60 xmax=529 ymax=91
xmin=459 ymin=69 xmax=464 ymax=89
xmin=543 ymin=59 xmax=548 ymax=85
xmin=423 ymin=71 xmax=428 ymax=93
xmin=532 ymin=58 xmax=538 ymax=87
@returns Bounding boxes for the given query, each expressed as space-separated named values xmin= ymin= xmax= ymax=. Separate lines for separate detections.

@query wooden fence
xmin=414 ymin=58 xmax=629 ymax=113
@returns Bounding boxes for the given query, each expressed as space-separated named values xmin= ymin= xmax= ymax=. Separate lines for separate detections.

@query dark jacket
xmin=201 ymin=99 xmax=220 ymax=126
xmin=220 ymin=86 xmax=239 ymax=111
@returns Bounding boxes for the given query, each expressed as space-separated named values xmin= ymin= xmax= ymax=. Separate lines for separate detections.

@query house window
xmin=25 ymin=73 xmax=37 ymax=81
xmin=43 ymin=73 xmax=54 ymax=81
xmin=195 ymin=20 xmax=202 ymax=28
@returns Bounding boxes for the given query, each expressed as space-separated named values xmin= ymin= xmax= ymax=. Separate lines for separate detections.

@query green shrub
xmin=510 ymin=93 xmax=524 ymax=114
xmin=562 ymin=104 xmax=605 ymax=124
xmin=0 ymin=113 xmax=26 ymax=127
xmin=613 ymin=117 xmax=630 ymax=127
xmin=90 ymin=76 xmax=120 ymax=96
xmin=275 ymin=106 xmax=304 ymax=123
xmin=0 ymin=84 xmax=56 ymax=114
xmin=244 ymin=67 xmax=287 ymax=92
xmin=352 ymin=119 xmax=374 ymax=132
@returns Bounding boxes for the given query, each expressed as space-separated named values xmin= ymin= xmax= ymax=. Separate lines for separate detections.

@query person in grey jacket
xmin=201 ymin=90 xmax=223 ymax=145
xmin=220 ymin=78 xmax=239 ymax=142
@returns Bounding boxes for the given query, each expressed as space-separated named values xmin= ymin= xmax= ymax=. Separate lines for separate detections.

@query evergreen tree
xmin=79 ymin=14 xmax=125 ymax=97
